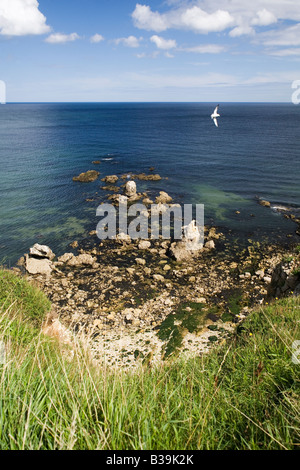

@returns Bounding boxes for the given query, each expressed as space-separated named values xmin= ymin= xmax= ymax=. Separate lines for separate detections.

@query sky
xmin=1 ymin=0 xmax=300 ymax=102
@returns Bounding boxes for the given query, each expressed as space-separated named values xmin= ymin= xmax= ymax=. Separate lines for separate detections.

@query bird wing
xmin=214 ymin=105 xmax=219 ymax=114
xmin=213 ymin=117 xmax=218 ymax=127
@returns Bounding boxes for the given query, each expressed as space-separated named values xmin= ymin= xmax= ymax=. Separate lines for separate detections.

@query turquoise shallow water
xmin=0 ymin=102 xmax=299 ymax=265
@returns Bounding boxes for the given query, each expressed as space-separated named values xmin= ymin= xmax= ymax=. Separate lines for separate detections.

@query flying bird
xmin=211 ymin=105 xmax=220 ymax=127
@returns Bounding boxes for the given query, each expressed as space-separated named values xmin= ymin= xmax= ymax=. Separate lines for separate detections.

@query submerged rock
xmin=73 ymin=170 xmax=100 ymax=183
xmin=136 ymin=173 xmax=161 ymax=181
xmin=259 ymin=199 xmax=271 ymax=208
xmin=101 ymin=175 xmax=118 ymax=184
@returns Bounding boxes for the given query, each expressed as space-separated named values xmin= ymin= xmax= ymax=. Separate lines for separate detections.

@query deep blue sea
xmin=0 ymin=103 xmax=299 ymax=265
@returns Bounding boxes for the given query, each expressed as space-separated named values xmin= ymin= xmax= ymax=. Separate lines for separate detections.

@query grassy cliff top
xmin=0 ymin=268 xmax=299 ymax=450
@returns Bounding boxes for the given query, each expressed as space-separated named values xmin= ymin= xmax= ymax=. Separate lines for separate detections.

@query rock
xmin=116 ymin=232 xmax=131 ymax=244
xmin=263 ymin=276 xmax=272 ymax=284
xmin=138 ymin=240 xmax=151 ymax=250
xmin=155 ymin=191 xmax=172 ymax=204
xmin=153 ymin=274 xmax=165 ymax=282
xmin=73 ymin=170 xmax=100 ymax=183
xmin=70 ymin=241 xmax=78 ymax=248
xmin=136 ymin=173 xmax=161 ymax=181
xmin=93 ymin=320 xmax=103 ymax=329
xmin=259 ymin=199 xmax=271 ymax=208
xmin=29 ymin=244 xmax=55 ymax=260
xmin=16 ymin=256 xmax=25 ymax=267
xmin=126 ymin=268 xmax=135 ymax=276
xmin=255 ymin=269 xmax=265 ymax=279
xmin=208 ymin=227 xmax=222 ymax=240
xmin=244 ymin=272 xmax=252 ymax=279
xmin=169 ymin=220 xmax=203 ymax=260
xmin=183 ymin=220 xmax=203 ymax=250
xmin=102 ymin=175 xmax=118 ymax=184
xmin=92 ymin=161 xmax=101 ymax=164
xmin=67 ymin=254 xmax=96 ymax=266
xmin=163 ymin=264 xmax=171 ymax=272
xmin=124 ymin=181 xmax=137 ymax=198
xmin=101 ymin=185 xmax=119 ymax=192
xmin=205 ymin=240 xmax=215 ymax=250
xmin=169 ymin=241 xmax=193 ymax=262
xmin=150 ymin=203 xmax=169 ymax=216
xmin=143 ymin=198 xmax=153 ymax=205
xmin=25 ymin=255 xmax=53 ymax=276
xmin=58 ymin=253 xmax=74 ymax=263
xmin=135 ymin=258 xmax=146 ymax=266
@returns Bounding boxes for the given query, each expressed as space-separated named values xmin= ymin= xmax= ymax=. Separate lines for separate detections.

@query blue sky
xmin=1 ymin=0 xmax=300 ymax=102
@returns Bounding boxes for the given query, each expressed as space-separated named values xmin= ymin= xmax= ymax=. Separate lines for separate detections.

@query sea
xmin=0 ymin=102 xmax=299 ymax=265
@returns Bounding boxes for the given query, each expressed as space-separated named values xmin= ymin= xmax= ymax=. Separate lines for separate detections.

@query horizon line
xmin=2 ymin=101 xmax=293 ymax=104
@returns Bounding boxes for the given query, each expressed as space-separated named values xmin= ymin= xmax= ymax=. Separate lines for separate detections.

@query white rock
xmin=25 ymin=255 xmax=53 ymax=276
xmin=58 ymin=253 xmax=74 ymax=263
xmin=124 ymin=181 xmax=137 ymax=197
xmin=138 ymin=240 xmax=151 ymax=250
xmin=29 ymin=244 xmax=55 ymax=260
xmin=155 ymin=191 xmax=172 ymax=204
xmin=205 ymin=240 xmax=215 ymax=250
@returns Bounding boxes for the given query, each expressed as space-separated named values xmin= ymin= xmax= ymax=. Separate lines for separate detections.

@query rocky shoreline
xmin=11 ymin=168 xmax=300 ymax=369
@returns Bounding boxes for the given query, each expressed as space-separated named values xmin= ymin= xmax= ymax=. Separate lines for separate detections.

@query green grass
xmin=0 ymin=269 xmax=299 ymax=449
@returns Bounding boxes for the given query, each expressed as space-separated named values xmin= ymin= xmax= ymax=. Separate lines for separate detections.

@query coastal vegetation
xmin=0 ymin=268 xmax=299 ymax=450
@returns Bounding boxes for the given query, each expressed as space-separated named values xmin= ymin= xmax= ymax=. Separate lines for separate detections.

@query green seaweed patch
xmin=221 ymin=311 xmax=234 ymax=322
xmin=208 ymin=324 xmax=219 ymax=331
xmin=157 ymin=302 xmax=207 ymax=359
xmin=208 ymin=336 xmax=218 ymax=343
xmin=228 ymin=291 xmax=243 ymax=316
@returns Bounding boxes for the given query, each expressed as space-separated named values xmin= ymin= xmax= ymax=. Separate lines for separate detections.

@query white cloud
xmin=132 ymin=3 xmax=234 ymax=33
xmin=0 ymin=0 xmax=50 ymax=36
xmin=259 ymin=23 xmax=300 ymax=46
xmin=268 ymin=48 xmax=300 ymax=57
xmin=251 ymin=9 xmax=277 ymax=26
xmin=150 ymin=35 xmax=177 ymax=50
xmin=113 ymin=35 xmax=142 ymax=48
xmin=132 ymin=4 xmax=167 ymax=32
xmin=179 ymin=6 xmax=234 ymax=33
xmin=229 ymin=25 xmax=255 ymax=37
xmin=181 ymin=44 xmax=226 ymax=53
xmin=90 ymin=33 xmax=104 ymax=43
xmin=132 ymin=1 xmax=300 ymax=43
xmin=45 ymin=33 xmax=80 ymax=44
xmin=136 ymin=51 xmax=160 ymax=59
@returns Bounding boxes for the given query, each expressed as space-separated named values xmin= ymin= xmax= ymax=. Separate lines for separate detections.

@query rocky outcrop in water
xmin=73 ymin=170 xmax=100 ymax=183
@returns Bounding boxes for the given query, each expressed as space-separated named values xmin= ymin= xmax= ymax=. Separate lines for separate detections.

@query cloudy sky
xmin=1 ymin=0 xmax=300 ymax=102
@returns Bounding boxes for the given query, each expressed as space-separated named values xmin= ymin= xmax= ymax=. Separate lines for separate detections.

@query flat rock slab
xmin=25 ymin=255 xmax=53 ymax=276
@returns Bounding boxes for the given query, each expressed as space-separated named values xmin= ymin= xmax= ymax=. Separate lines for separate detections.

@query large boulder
xmin=25 ymin=255 xmax=53 ymax=276
xmin=169 ymin=220 xmax=203 ymax=261
xmin=29 ymin=244 xmax=55 ymax=260
xmin=73 ymin=170 xmax=100 ymax=183
xmin=124 ymin=181 xmax=137 ymax=198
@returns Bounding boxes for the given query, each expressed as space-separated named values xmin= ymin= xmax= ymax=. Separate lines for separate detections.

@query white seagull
xmin=211 ymin=105 xmax=220 ymax=127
